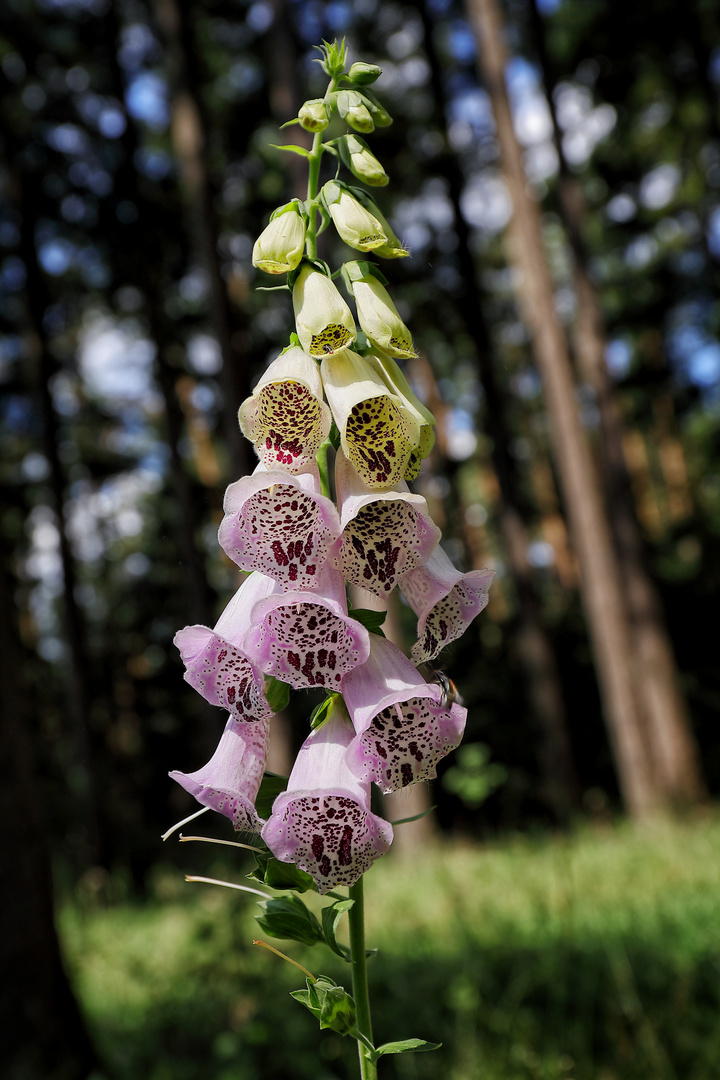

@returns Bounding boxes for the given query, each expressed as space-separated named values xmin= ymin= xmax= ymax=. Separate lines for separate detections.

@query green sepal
xmin=254 ymin=894 xmax=324 ymax=947
xmin=329 ymin=421 xmax=341 ymax=450
xmin=320 ymin=984 xmax=357 ymax=1034
xmin=282 ymin=333 xmax=303 ymax=353
xmin=319 ymin=178 xmax=346 ymax=208
xmin=270 ymin=143 xmax=310 ymax=159
xmin=279 ymin=117 xmax=301 ymax=129
xmin=264 ymin=676 xmax=290 ymax=713
xmin=321 ymin=898 xmax=354 ymax=960
xmin=391 ymin=805 xmax=437 ymax=826
xmin=290 ymin=975 xmax=338 ymax=1022
xmin=287 ymin=257 xmax=332 ymax=290
xmin=348 ymin=608 xmax=387 ymax=637
xmin=370 ymin=1039 xmax=441 ymax=1063
xmin=340 ymin=260 xmax=388 ymax=289
xmin=361 ymin=88 xmax=393 ymax=127
xmin=255 ymin=772 xmax=288 ymax=820
xmin=315 ymin=201 xmax=333 ymax=238
xmin=309 ymin=693 xmax=340 ymax=730
xmin=250 ymin=850 xmax=317 ymax=893
xmin=269 ymin=198 xmax=306 ymax=222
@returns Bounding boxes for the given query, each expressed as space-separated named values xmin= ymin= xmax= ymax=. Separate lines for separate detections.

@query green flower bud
xmin=346 ymin=62 xmax=382 ymax=85
xmin=252 ymin=203 xmax=306 ymax=275
xmin=344 ymin=263 xmax=417 ymax=358
xmin=340 ymin=135 xmax=388 ymax=187
xmin=362 ymin=89 xmax=393 ymax=128
xmin=293 ymin=264 xmax=356 ymax=357
xmin=298 ymin=98 xmax=330 ymax=133
xmin=335 ymin=90 xmax=374 ymax=133
xmin=321 ymin=181 xmax=388 ymax=252
xmin=317 ymin=38 xmax=348 ymax=79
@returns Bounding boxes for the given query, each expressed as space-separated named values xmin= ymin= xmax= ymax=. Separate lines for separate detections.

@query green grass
xmin=61 ymin=815 xmax=720 ymax=1080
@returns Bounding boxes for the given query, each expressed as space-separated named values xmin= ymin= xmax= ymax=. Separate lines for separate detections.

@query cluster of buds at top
xmin=171 ymin=42 xmax=493 ymax=894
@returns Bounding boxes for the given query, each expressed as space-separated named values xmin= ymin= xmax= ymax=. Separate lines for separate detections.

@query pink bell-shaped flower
xmin=343 ymin=634 xmax=466 ymax=793
xmin=170 ymin=713 xmax=270 ymax=832
xmin=174 ymin=572 xmax=279 ymax=722
xmin=238 ymin=347 xmax=332 ymax=474
xmin=242 ymin=567 xmax=370 ymax=690
xmin=400 ymin=547 xmax=494 ymax=664
xmin=331 ymin=448 xmax=440 ymax=596
xmin=218 ymin=464 xmax=341 ymax=591
xmin=261 ymin=698 xmax=393 ymax=893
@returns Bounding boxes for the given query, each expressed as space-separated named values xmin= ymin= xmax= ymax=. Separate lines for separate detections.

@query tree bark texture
xmin=528 ymin=0 xmax=704 ymax=806
xmin=0 ymin=497 xmax=99 ymax=1080
xmin=467 ymin=0 xmax=662 ymax=817
xmin=420 ymin=0 xmax=580 ymax=817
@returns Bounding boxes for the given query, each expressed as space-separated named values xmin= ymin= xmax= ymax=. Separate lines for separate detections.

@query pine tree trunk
xmin=467 ymin=0 xmax=662 ymax=816
xmin=528 ymin=0 xmax=704 ymax=806
xmin=0 ymin=495 xmax=99 ymax=1080
xmin=420 ymin=0 xmax=580 ymax=817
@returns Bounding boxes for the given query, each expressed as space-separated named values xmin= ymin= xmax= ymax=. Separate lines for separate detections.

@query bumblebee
xmin=425 ymin=668 xmax=463 ymax=709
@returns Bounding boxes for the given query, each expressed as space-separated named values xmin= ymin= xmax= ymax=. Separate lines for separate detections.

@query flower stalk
xmin=348 ymin=877 xmax=377 ymax=1080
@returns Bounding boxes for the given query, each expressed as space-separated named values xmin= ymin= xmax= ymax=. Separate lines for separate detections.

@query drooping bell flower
xmin=363 ymin=349 xmax=435 ymax=479
xmin=174 ymin=572 xmax=279 ymax=722
xmin=343 ymin=634 xmax=466 ymax=794
xmin=218 ymin=463 xmax=341 ymax=591
xmin=335 ymin=88 xmax=375 ymax=132
xmin=252 ymin=201 xmax=306 ymax=275
xmin=320 ymin=349 xmax=420 ymax=489
xmin=238 ymin=346 xmax=332 ymax=473
xmin=331 ymin=448 xmax=440 ymax=596
xmin=170 ymin=713 xmax=270 ymax=833
xmin=348 ymin=189 xmax=409 ymax=259
xmin=321 ymin=180 xmax=387 ymax=253
xmin=242 ymin=567 xmax=370 ymax=690
xmin=400 ymin=546 xmax=495 ymax=664
xmin=298 ymin=98 xmax=330 ymax=132
xmin=292 ymin=263 xmax=356 ymax=358
xmin=261 ymin=697 xmax=393 ymax=893
xmin=341 ymin=261 xmax=417 ymax=360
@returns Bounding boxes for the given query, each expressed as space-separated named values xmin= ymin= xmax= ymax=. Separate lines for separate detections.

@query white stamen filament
xmin=161 ymin=805 xmax=210 ymax=842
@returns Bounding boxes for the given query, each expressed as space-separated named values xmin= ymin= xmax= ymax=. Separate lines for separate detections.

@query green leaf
xmin=309 ymin=694 xmax=339 ymax=730
xmin=348 ymin=608 xmax=387 ymax=636
xmin=391 ymin=805 xmax=437 ymax=826
xmin=270 ymin=143 xmax=310 ymax=158
xmin=250 ymin=850 xmax=317 ymax=893
xmin=264 ymin=676 xmax=290 ymax=713
xmin=255 ymin=772 xmax=288 ymax=820
xmin=321 ymin=898 xmax=354 ymax=960
xmin=370 ymin=1039 xmax=442 ymax=1062
xmin=289 ymin=988 xmax=321 ymax=1021
xmin=255 ymin=894 xmax=324 ymax=946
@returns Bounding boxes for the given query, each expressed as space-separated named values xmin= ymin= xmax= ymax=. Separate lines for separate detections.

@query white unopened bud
xmin=293 ymin=264 xmax=356 ymax=357
xmin=252 ymin=204 xmax=306 ymax=275
xmin=341 ymin=135 xmax=388 ymax=187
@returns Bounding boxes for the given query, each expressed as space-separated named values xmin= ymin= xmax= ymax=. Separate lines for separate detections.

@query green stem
xmin=316 ymin=438 xmax=331 ymax=498
xmin=304 ymin=77 xmax=340 ymax=260
xmin=348 ymin=877 xmax=377 ymax=1080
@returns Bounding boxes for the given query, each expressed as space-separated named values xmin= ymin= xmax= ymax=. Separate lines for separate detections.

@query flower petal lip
xmin=321 ymin=350 xmax=420 ymax=489
xmin=399 ymin=546 xmax=495 ymax=664
xmin=174 ymin=572 xmax=280 ymax=722
xmin=252 ymin=205 xmax=306 ymax=274
xmin=261 ymin=701 xmax=393 ymax=893
xmin=238 ymin=346 xmax=332 ymax=473
xmin=242 ymin=567 xmax=371 ymax=690
xmin=170 ymin=714 xmax=270 ymax=832
xmin=218 ymin=464 xmax=341 ymax=591
xmin=292 ymin=264 xmax=356 ymax=358
xmin=331 ymin=448 xmax=440 ymax=596
xmin=343 ymin=634 xmax=466 ymax=793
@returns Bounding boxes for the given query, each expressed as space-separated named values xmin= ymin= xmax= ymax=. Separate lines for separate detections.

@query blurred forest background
xmin=3 ymin=0 xmax=720 ymax=1077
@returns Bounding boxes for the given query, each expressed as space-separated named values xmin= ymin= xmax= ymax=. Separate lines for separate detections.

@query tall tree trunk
xmin=154 ymin=0 xmax=252 ymax=482
xmin=420 ymin=0 xmax=580 ymax=816
xmin=0 ymin=491 xmax=99 ymax=1080
xmin=527 ymin=0 xmax=704 ymax=806
xmin=467 ymin=0 xmax=662 ymax=816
